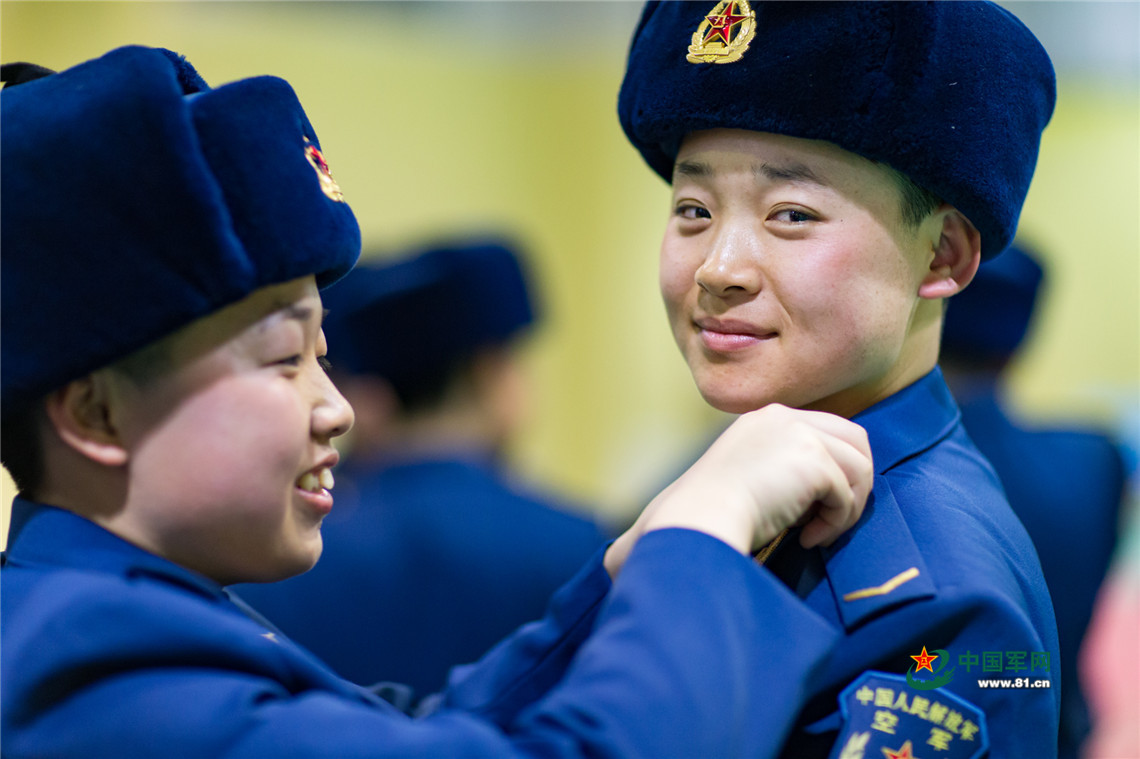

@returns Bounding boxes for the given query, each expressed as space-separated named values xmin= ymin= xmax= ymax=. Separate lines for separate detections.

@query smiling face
xmin=661 ymin=129 xmax=950 ymax=417
xmin=104 ymin=276 xmax=354 ymax=584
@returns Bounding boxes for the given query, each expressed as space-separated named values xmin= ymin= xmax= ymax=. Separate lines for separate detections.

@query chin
xmin=260 ymin=558 xmax=318 ymax=584
xmin=269 ymin=542 xmax=323 ymax=583
xmin=697 ymin=385 xmax=771 ymax=415
xmin=696 ymin=375 xmax=830 ymax=414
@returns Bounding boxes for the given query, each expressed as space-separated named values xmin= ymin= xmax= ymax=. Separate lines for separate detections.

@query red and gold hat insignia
xmin=687 ymin=0 xmax=756 ymax=64
xmin=303 ymin=136 xmax=345 ymax=202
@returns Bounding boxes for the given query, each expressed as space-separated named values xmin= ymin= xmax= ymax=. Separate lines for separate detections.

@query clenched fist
xmin=606 ymin=405 xmax=873 ymax=577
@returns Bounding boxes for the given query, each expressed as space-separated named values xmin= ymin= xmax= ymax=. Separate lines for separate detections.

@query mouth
xmin=295 ymin=465 xmax=335 ymax=514
xmin=296 ymin=467 xmax=335 ymax=493
xmin=694 ymin=317 xmax=777 ymax=352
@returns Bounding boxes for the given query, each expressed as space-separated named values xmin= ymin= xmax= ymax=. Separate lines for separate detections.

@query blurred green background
xmin=3 ymin=1 xmax=1138 ymax=541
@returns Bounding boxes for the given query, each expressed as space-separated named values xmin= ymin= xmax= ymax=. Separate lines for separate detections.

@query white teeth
xmin=297 ymin=468 xmax=334 ymax=493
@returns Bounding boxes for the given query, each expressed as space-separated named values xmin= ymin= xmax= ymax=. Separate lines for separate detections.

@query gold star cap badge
xmin=687 ymin=0 xmax=756 ymax=64
xmin=303 ymin=136 xmax=345 ymax=202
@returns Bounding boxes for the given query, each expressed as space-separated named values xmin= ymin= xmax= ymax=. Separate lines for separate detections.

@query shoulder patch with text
xmin=828 ymin=671 xmax=988 ymax=759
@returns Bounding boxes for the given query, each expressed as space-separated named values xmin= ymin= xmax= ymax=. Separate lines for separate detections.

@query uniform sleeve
xmin=922 ymin=592 xmax=1059 ymax=758
xmin=430 ymin=542 xmax=615 ymax=724
xmin=2 ymin=529 xmax=840 ymax=759
xmin=816 ymin=589 xmax=1060 ymax=759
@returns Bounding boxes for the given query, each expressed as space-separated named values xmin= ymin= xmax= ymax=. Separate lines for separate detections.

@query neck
xmin=808 ymin=302 xmax=943 ymax=419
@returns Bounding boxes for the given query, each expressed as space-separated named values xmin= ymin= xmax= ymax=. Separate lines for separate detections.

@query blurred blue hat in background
xmin=321 ymin=240 xmax=536 ymax=398
xmin=942 ymin=243 xmax=1046 ymax=360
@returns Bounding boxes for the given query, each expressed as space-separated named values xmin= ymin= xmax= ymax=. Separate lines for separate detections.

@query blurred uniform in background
xmin=939 ymin=242 xmax=1128 ymax=759
xmin=234 ymin=241 xmax=612 ymax=700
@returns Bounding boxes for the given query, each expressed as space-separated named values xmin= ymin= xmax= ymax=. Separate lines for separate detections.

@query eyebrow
xmin=674 ymin=159 xmax=713 ymax=180
xmin=280 ymin=303 xmax=314 ymax=322
xmin=755 ymin=161 xmax=828 ymax=187
xmin=267 ymin=303 xmax=329 ymax=325
xmin=673 ymin=158 xmax=829 ymax=188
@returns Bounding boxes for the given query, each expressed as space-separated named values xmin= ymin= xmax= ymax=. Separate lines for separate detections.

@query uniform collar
xmin=852 ymin=367 xmax=961 ymax=474
xmin=813 ymin=369 xmax=961 ymax=630
xmin=3 ymin=497 xmax=230 ymax=604
xmin=4 ymin=497 xmax=394 ymax=709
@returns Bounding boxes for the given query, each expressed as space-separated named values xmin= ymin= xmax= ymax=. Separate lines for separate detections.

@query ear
xmin=918 ymin=208 xmax=982 ymax=300
xmin=44 ymin=374 xmax=129 ymax=467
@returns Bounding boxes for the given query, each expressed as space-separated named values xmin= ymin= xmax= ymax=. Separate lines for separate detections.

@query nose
xmin=311 ymin=368 xmax=354 ymax=441
xmin=695 ymin=226 xmax=763 ymax=298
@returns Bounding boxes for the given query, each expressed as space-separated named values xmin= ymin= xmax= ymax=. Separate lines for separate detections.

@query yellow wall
xmin=2 ymin=2 xmax=1137 ymax=546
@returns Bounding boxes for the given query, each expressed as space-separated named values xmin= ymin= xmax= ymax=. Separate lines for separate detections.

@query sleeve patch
xmin=828 ymin=672 xmax=988 ymax=759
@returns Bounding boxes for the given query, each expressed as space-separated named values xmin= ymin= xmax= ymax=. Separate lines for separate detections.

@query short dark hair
xmin=0 ymin=341 xmax=170 ymax=499
xmin=884 ymin=164 xmax=943 ymax=230
xmin=1 ymin=401 xmax=47 ymax=498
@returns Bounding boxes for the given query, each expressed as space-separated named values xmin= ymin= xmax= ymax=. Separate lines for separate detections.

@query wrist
xmin=642 ymin=490 xmax=755 ymax=556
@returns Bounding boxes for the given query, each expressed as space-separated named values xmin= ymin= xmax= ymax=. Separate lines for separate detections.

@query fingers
xmin=782 ymin=405 xmax=873 ymax=461
xmin=797 ymin=423 xmax=873 ymax=548
xmin=796 ymin=452 xmax=857 ymax=549
xmin=618 ymin=404 xmax=875 ymax=565
xmin=735 ymin=405 xmax=873 ymax=550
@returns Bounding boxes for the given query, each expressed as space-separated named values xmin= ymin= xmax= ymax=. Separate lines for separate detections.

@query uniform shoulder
xmin=2 ymin=560 xmax=302 ymax=689
xmin=825 ymin=432 xmax=1051 ymax=633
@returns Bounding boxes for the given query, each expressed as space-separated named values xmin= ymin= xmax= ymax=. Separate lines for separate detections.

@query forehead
xmin=157 ymin=277 xmax=323 ymax=363
xmin=674 ymin=129 xmax=894 ymax=188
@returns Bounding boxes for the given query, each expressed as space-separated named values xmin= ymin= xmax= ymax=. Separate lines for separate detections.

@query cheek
xmin=797 ymin=256 xmax=917 ymax=370
xmin=659 ymin=241 xmax=698 ymax=316
xmin=792 ymin=238 xmax=913 ymax=322
xmin=134 ymin=377 xmax=308 ymax=497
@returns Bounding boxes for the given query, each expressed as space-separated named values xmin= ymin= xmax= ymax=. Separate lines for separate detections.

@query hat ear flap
xmin=0 ymin=62 xmax=57 ymax=89
xmin=153 ymin=48 xmax=210 ymax=94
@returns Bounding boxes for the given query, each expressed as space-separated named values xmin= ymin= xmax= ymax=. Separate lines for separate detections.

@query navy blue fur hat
xmin=321 ymin=240 xmax=536 ymax=397
xmin=1 ymin=46 xmax=360 ymax=415
xmin=618 ymin=1 xmax=1056 ymax=258
xmin=942 ymin=243 xmax=1045 ymax=360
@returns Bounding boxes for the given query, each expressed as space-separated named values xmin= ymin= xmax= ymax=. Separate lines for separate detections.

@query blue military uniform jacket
xmin=233 ymin=455 xmax=610 ymax=696
xmin=1 ymin=496 xmax=840 ymax=759
xmin=766 ymin=369 xmax=1060 ymax=758
xmin=956 ymin=390 xmax=1125 ymax=759
xmin=429 ymin=370 xmax=1062 ymax=759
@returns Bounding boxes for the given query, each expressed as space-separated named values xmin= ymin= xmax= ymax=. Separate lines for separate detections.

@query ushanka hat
xmin=1 ymin=45 xmax=361 ymax=414
xmin=942 ymin=243 xmax=1046 ymax=360
xmin=321 ymin=240 xmax=536 ymax=396
xmin=618 ymin=1 xmax=1056 ymax=259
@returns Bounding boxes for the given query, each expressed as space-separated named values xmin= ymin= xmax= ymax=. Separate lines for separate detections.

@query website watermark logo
xmin=906 ymin=646 xmax=954 ymax=690
xmin=904 ymin=645 xmax=1053 ymax=691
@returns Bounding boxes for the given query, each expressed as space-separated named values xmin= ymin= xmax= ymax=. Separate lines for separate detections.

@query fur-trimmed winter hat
xmin=618 ymin=1 xmax=1055 ymax=259
xmin=321 ymin=240 xmax=536 ymax=399
xmin=1 ymin=45 xmax=361 ymax=414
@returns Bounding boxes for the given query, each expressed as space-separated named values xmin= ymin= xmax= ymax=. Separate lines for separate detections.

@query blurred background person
xmin=1079 ymin=486 xmax=1140 ymax=759
xmin=234 ymin=239 xmax=613 ymax=702
xmin=939 ymin=241 xmax=1129 ymax=759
